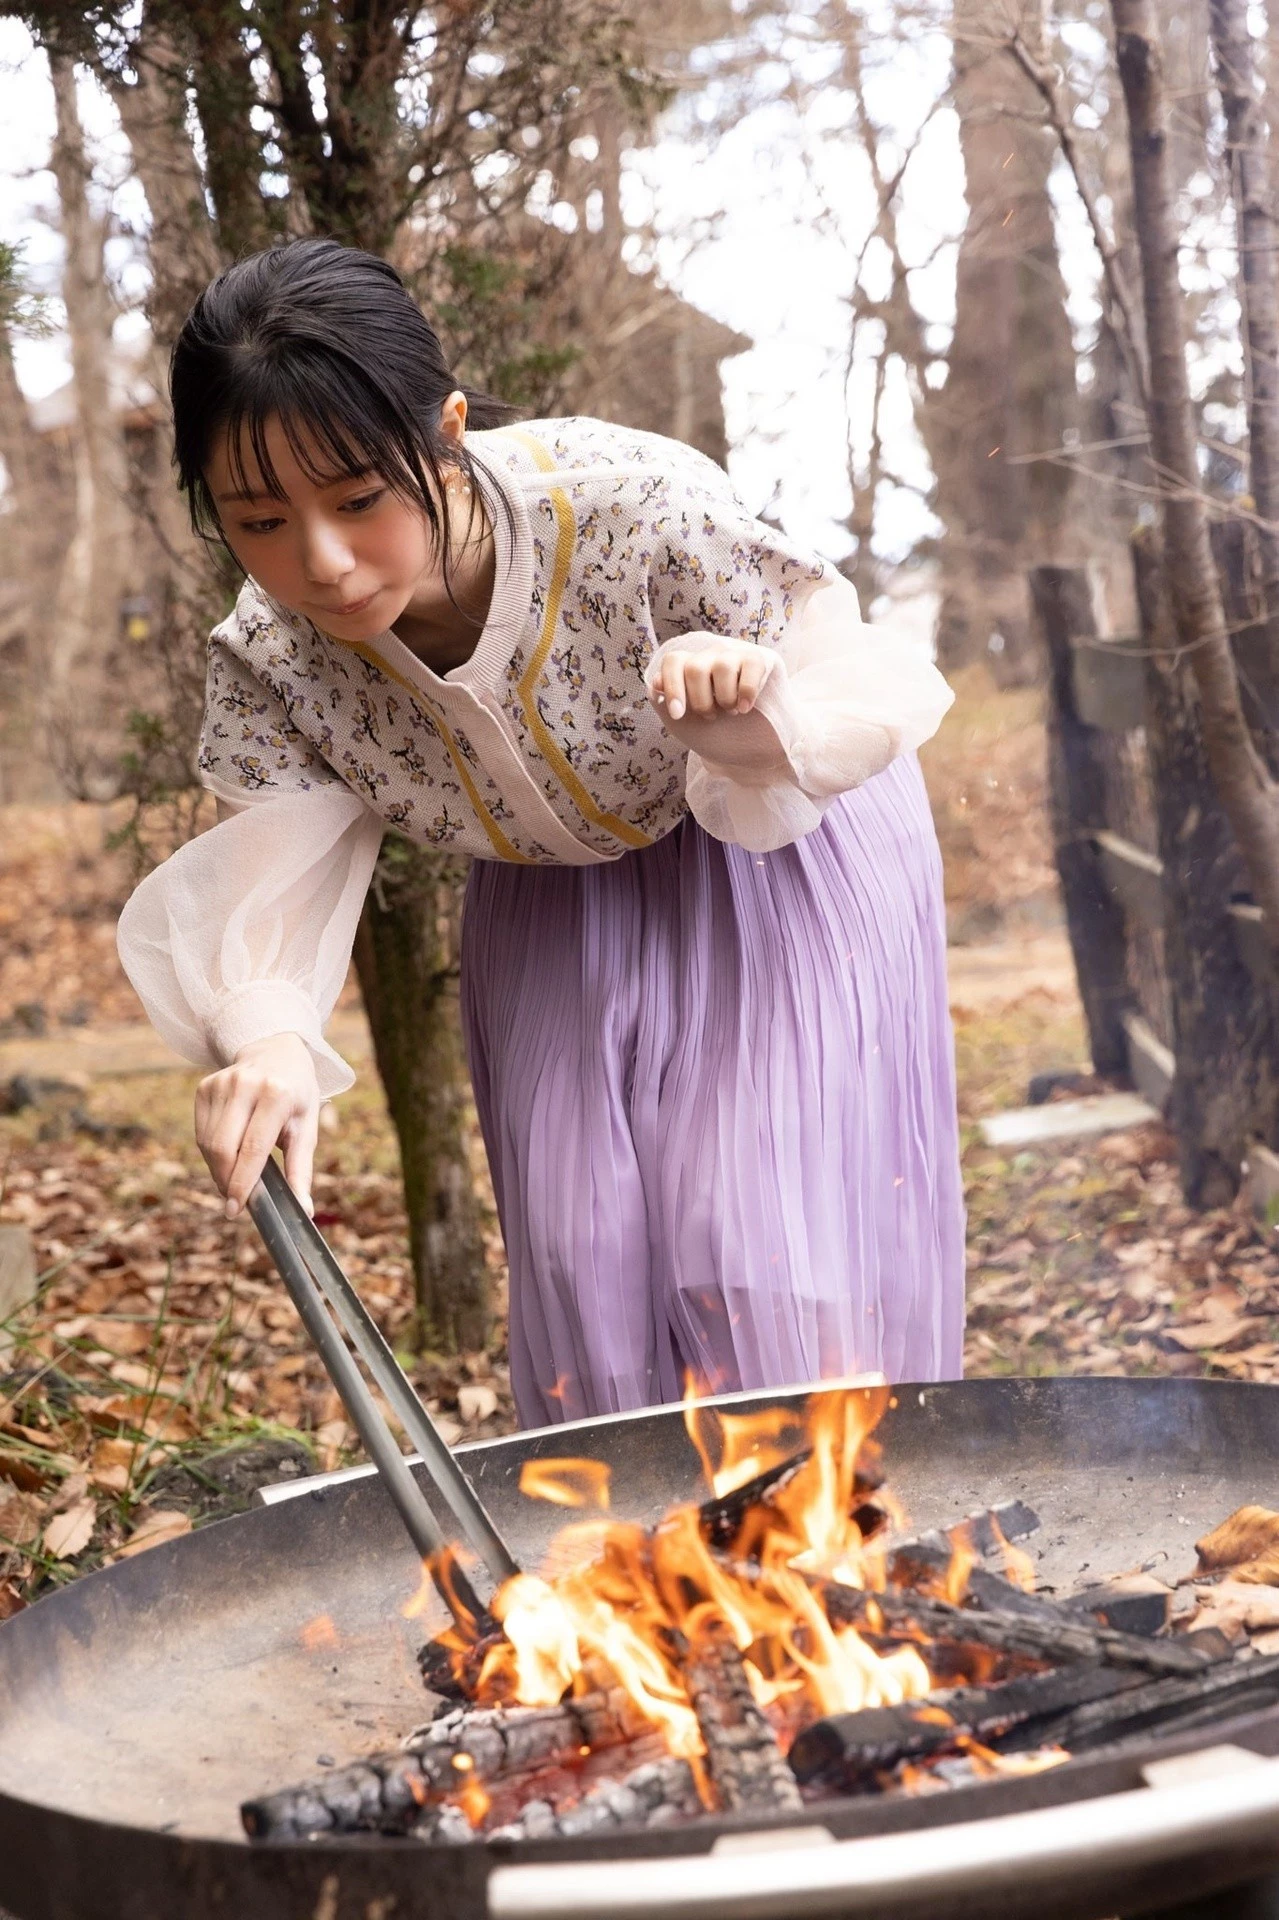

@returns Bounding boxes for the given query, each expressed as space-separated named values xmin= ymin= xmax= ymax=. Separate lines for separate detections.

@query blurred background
xmin=3 ymin=0 xmax=1279 ymax=1602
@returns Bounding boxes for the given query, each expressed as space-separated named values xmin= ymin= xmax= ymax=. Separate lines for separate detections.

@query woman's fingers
xmin=193 ymin=1037 xmax=321 ymax=1220
xmin=282 ymin=1106 xmax=320 ymax=1216
xmin=734 ymin=650 xmax=772 ymax=712
xmin=662 ymin=653 xmax=689 ymax=720
xmin=224 ymin=1080 xmax=298 ymax=1216
xmin=655 ymin=644 xmax=771 ymax=720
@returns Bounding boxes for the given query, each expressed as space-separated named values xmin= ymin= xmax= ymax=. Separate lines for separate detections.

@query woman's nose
xmin=301 ymin=520 xmax=354 ymax=585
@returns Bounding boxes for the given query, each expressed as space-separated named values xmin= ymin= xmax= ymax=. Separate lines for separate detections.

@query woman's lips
xmin=319 ymin=591 xmax=378 ymax=617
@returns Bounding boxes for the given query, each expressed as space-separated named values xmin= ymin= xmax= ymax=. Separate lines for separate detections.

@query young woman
xmin=118 ymin=237 xmax=963 ymax=1428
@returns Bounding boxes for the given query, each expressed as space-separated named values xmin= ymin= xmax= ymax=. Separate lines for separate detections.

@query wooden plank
xmin=1227 ymin=902 xmax=1275 ymax=991
xmin=1122 ymin=1011 xmax=1175 ymax=1112
xmin=1029 ymin=566 xmax=1133 ymax=1078
xmin=1071 ymin=637 xmax=1147 ymax=732
xmin=1094 ymin=830 xmax=1165 ymax=930
xmin=979 ymin=1093 xmax=1162 ymax=1149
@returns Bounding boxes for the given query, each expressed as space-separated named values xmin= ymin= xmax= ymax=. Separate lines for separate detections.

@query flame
xmin=455 ymin=1774 xmax=492 ymax=1828
xmin=989 ymin=1516 xmax=1037 ymax=1595
xmin=519 ymin=1458 xmax=612 ymax=1510
xmin=943 ymin=1521 xmax=978 ymax=1606
xmin=471 ymin=1387 xmax=930 ymax=1763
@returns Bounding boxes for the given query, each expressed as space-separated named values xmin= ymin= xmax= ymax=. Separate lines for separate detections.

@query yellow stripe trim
xmin=343 ymin=641 xmax=532 ymax=864
xmin=505 ymin=429 xmax=652 ymax=852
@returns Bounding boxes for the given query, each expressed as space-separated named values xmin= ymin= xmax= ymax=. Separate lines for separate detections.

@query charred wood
xmin=242 ymin=1688 xmax=648 ymax=1841
xmin=815 ymin=1580 xmax=1218 ymax=1677
xmin=998 ymin=1649 xmax=1279 ymax=1755
xmin=485 ymin=1756 xmax=702 ymax=1843
xmin=789 ymin=1663 xmax=1142 ymax=1788
xmin=679 ymin=1626 xmax=803 ymax=1813
xmin=1062 ymin=1582 xmax=1172 ymax=1639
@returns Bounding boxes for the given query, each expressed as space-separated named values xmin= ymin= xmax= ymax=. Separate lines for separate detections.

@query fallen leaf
xmin=116 ymin=1509 xmax=192 ymax=1558
xmin=43 ymin=1498 xmax=97 ymax=1560
xmin=90 ymin=1437 xmax=139 ymax=1493
xmin=1189 ymin=1579 xmax=1279 ymax=1633
xmin=0 ymin=1582 xmax=25 ymax=1622
xmin=0 ymin=1489 xmax=46 ymax=1548
xmin=1196 ymin=1505 xmax=1279 ymax=1583
xmin=457 ymin=1383 xmax=498 ymax=1425
xmin=46 ymin=1471 xmax=90 ymax=1514
xmin=1165 ymin=1313 xmax=1263 ymax=1352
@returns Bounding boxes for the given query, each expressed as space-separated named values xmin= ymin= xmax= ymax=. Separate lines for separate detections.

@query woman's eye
xmin=240 ymin=516 xmax=284 ymax=535
xmin=341 ymin=489 xmax=385 ymax=514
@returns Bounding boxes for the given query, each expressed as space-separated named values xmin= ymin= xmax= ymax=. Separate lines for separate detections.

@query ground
xmin=3 ymin=669 xmax=1278 ymax=1617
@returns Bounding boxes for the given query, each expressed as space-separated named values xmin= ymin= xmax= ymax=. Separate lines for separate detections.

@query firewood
xmin=241 ymin=1688 xmax=648 ymax=1841
xmin=815 ymin=1578 xmax=1219 ymax=1677
xmin=998 ymin=1649 xmax=1279 ymax=1755
xmin=789 ymin=1663 xmax=1143 ymax=1788
xmin=484 ymin=1756 xmax=702 ymax=1843
xmin=1062 ymin=1578 xmax=1172 ymax=1639
xmin=696 ymin=1447 xmax=887 ymax=1552
xmin=678 ymin=1624 xmax=803 ymax=1813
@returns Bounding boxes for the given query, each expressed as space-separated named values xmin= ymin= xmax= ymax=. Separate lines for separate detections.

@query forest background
xmin=1 ymin=0 xmax=1277 ymax=1607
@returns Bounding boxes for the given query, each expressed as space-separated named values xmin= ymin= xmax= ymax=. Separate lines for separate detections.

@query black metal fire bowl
xmin=8 ymin=1377 xmax=1279 ymax=1920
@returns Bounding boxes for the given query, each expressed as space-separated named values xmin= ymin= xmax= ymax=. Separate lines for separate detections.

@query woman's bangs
xmin=220 ymin=355 xmax=418 ymax=504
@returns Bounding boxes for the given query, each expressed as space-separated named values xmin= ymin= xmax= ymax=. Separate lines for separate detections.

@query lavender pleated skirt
xmin=461 ymin=755 xmax=965 ymax=1427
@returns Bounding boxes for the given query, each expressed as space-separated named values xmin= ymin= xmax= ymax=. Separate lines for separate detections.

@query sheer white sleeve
xmin=646 ymin=576 xmax=954 ymax=853
xmin=115 ymin=787 xmax=383 ymax=1098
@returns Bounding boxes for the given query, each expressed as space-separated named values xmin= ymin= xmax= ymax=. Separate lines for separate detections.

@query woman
xmin=118 ymin=237 xmax=963 ymax=1426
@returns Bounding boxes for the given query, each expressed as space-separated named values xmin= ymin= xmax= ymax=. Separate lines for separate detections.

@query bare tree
xmin=1111 ymin=0 xmax=1279 ymax=941
xmin=1208 ymin=0 xmax=1279 ymax=602
xmin=44 ymin=51 xmax=134 ymax=792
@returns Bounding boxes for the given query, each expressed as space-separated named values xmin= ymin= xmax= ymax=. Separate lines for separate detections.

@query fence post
xmin=1133 ymin=526 xmax=1279 ymax=1207
xmin=1028 ymin=565 xmax=1131 ymax=1078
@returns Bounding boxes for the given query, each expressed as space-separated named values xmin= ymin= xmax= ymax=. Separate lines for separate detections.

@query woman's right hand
xmin=194 ymin=1032 xmax=321 ymax=1219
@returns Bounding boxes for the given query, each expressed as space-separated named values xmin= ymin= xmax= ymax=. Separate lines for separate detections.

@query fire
xmin=518 ymin=1458 xmax=612 ymax=1510
xmin=990 ymin=1516 xmax=1037 ymax=1594
xmin=466 ymin=1386 xmax=933 ymax=1761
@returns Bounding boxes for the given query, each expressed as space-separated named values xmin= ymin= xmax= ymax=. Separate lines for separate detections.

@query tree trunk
xmin=1208 ymin=0 xmax=1279 ymax=600
xmin=1132 ymin=527 xmax=1279 ymax=1204
xmin=107 ymin=8 xmax=222 ymax=352
xmin=47 ymin=50 xmax=133 ymax=792
xmin=351 ymin=840 xmax=488 ymax=1352
xmin=1028 ymin=565 xmax=1132 ymax=1077
xmin=937 ymin=0 xmax=1081 ymax=685
xmin=1111 ymin=0 xmax=1279 ymax=946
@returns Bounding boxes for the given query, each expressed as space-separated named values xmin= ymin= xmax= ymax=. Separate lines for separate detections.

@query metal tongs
xmin=247 ymin=1157 xmax=520 ymax=1629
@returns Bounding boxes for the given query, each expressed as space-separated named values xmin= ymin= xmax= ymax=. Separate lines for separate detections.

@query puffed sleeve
xmin=116 ymin=786 xmax=383 ymax=1097
xmin=118 ymin=593 xmax=380 ymax=1096
xmin=644 ymin=465 xmax=952 ymax=851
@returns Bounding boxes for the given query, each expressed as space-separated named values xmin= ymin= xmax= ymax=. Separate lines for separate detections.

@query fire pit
xmin=7 ymin=1377 xmax=1279 ymax=1920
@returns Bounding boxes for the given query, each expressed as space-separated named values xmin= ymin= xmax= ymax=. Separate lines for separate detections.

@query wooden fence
xmin=1030 ymin=527 xmax=1279 ymax=1211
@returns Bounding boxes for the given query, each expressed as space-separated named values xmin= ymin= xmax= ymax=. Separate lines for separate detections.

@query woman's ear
xmin=439 ymin=389 xmax=468 ymax=445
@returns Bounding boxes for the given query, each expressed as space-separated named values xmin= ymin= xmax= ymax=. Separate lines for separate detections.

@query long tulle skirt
xmin=460 ymin=755 xmax=965 ymax=1427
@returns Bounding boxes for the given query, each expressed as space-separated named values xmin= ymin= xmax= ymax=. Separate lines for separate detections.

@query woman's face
xmin=206 ymin=398 xmax=466 ymax=643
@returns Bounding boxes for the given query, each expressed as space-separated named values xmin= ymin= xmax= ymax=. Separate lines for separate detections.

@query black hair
xmin=170 ymin=237 xmax=515 ymax=600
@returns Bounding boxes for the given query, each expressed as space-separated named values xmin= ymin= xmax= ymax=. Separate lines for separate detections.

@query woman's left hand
xmin=650 ymin=639 xmax=775 ymax=722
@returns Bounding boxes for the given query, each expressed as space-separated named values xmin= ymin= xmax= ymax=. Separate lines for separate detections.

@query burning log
xmin=241 ymin=1688 xmax=648 ymax=1841
xmin=817 ymin=1579 xmax=1219 ymax=1677
xmin=679 ymin=1625 xmax=803 ymax=1813
xmin=789 ymin=1663 xmax=1143 ymax=1788
xmin=696 ymin=1447 xmax=888 ymax=1552
xmin=486 ymin=1756 xmax=702 ymax=1842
